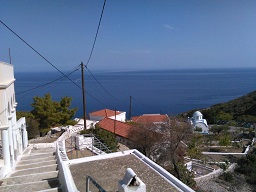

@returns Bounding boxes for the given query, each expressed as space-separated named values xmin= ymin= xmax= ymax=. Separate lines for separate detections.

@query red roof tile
xmin=90 ymin=109 xmax=122 ymax=117
xmin=132 ymin=114 xmax=169 ymax=123
xmin=97 ymin=118 xmax=132 ymax=139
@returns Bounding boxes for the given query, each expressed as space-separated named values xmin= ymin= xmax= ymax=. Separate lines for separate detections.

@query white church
xmin=189 ymin=111 xmax=209 ymax=134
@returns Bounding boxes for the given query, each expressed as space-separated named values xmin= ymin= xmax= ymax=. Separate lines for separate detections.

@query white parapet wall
xmin=75 ymin=135 xmax=94 ymax=150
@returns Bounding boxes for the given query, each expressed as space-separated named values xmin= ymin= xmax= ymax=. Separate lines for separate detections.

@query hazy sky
xmin=1 ymin=0 xmax=256 ymax=72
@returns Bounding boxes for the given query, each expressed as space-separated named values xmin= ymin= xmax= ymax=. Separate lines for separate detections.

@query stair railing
xmin=86 ymin=175 xmax=106 ymax=192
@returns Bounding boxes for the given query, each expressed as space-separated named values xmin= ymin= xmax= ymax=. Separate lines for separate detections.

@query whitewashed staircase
xmin=0 ymin=146 xmax=61 ymax=192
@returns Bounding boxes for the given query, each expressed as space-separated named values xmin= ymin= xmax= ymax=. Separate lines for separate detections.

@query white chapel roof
xmin=193 ymin=111 xmax=202 ymax=116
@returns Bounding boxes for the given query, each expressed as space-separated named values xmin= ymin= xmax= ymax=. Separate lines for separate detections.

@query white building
xmin=0 ymin=61 xmax=28 ymax=178
xmin=190 ymin=111 xmax=209 ymax=134
xmin=89 ymin=109 xmax=126 ymax=122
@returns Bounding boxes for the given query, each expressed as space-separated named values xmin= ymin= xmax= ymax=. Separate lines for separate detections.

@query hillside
xmin=180 ymin=90 xmax=256 ymax=124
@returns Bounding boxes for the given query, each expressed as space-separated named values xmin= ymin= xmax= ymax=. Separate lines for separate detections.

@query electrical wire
xmin=85 ymin=0 xmax=107 ymax=67
xmin=1 ymin=0 xmax=110 ymax=108
xmin=131 ymin=96 xmax=158 ymax=112
xmin=16 ymin=67 xmax=79 ymax=95
xmin=85 ymin=66 xmax=124 ymax=102
xmin=15 ymin=66 xmax=81 ymax=105
xmin=0 ymin=20 xmax=107 ymax=106
xmin=0 ymin=20 xmax=81 ymax=90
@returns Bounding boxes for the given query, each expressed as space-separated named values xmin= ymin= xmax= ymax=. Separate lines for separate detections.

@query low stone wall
xmin=195 ymin=169 xmax=223 ymax=182
xmin=195 ymin=163 xmax=237 ymax=183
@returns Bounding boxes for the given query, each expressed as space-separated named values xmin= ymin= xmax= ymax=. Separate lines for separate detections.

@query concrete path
xmin=0 ymin=145 xmax=61 ymax=192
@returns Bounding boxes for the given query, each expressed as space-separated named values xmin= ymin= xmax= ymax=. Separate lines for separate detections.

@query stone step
xmin=31 ymin=148 xmax=56 ymax=154
xmin=11 ymin=164 xmax=58 ymax=177
xmin=37 ymin=187 xmax=62 ymax=192
xmin=0 ymin=146 xmax=61 ymax=192
xmin=21 ymin=153 xmax=54 ymax=160
xmin=18 ymin=156 xmax=55 ymax=165
xmin=1 ymin=171 xmax=59 ymax=185
xmin=16 ymin=160 xmax=57 ymax=170
xmin=0 ymin=179 xmax=60 ymax=192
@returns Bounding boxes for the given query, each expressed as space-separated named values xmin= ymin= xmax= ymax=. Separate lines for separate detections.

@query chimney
xmin=118 ymin=168 xmax=146 ymax=192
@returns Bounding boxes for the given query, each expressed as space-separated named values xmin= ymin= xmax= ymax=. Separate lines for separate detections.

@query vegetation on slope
xmin=181 ymin=90 xmax=256 ymax=125
xmin=236 ymin=149 xmax=256 ymax=185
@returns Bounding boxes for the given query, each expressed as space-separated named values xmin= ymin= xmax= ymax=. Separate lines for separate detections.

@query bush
xmin=236 ymin=154 xmax=256 ymax=185
xmin=221 ymin=172 xmax=233 ymax=182
xmin=219 ymin=163 xmax=228 ymax=171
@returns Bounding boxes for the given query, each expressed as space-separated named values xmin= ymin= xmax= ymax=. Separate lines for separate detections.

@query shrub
xmin=221 ymin=172 xmax=233 ymax=182
xmin=236 ymin=154 xmax=256 ymax=185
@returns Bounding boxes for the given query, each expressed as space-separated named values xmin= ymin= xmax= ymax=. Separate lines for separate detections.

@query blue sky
xmin=1 ymin=0 xmax=256 ymax=72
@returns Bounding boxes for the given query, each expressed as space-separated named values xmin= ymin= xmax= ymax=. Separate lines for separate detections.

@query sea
xmin=14 ymin=68 xmax=256 ymax=118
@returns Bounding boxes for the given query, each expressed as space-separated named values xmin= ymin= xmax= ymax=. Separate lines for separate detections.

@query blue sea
xmin=14 ymin=68 xmax=256 ymax=118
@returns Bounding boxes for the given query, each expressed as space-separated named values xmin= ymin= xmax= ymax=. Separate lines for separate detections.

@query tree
xmin=31 ymin=94 xmax=77 ymax=133
xmin=216 ymin=111 xmax=233 ymax=122
xmin=160 ymin=118 xmax=193 ymax=181
xmin=187 ymin=134 xmax=202 ymax=159
xmin=210 ymin=125 xmax=230 ymax=134
xmin=219 ymin=134 xmax=231 ymax=148
xmin=127 ymin=117 xmax=195 ymax=188
xmin=237 ymin=115 xmax=256 ymax=123
xmin=128 ymin=123 xmax=163 ymax=160
xmin=168 ymin=163 xmax=196 ymax=189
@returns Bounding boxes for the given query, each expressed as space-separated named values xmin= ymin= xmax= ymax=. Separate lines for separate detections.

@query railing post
xmin=86 ymin=176 xmax=90 ymax=192
xmin=86 ymin=175 xmax=106 ymax=192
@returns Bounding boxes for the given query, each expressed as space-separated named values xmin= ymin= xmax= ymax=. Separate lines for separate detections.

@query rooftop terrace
xmin=68 ymin=150 xmax=191 ymax=192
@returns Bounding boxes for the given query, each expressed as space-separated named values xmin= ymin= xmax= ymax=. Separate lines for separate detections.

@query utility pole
xmin=9 ymin=48 xmax=12 ymax=64
xmin=129 ymin=96 xmax=132 ymax=120
xmin=114 ymin=108 xmax=116 ymax=134
xmin=81 ymin=62 xmax=86 ymax=130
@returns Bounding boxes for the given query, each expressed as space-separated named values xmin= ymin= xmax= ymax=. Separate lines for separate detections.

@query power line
xmin=85 ymin=66 xmax=124 ymax=102
xmin=15 ymin=66 xmax=81 ymax=105
xmin=0 ymin=20 xmax=81 ymax=90
xmin=85 ymin=0 xmax=107 ymax=67
xmin=131 ymin=96 xmax=157 ymax=111
xmin=0 ymin=19 xmax=109 ymax=107
xmin=16 ymin=67 xmax=80 ymax=95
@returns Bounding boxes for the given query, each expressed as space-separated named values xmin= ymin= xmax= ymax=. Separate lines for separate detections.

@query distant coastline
xmin=15 ymin=68 xmax=256 ymax=118
xmin=14 ymin=67 xmax=256 ymax=75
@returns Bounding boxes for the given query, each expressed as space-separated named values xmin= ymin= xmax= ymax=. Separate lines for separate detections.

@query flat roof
xmin=69 ymin=153 xmax=180 ymax=192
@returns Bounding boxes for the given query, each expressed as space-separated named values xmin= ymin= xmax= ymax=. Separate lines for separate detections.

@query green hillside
xmin=181 ymin=90 xmax=256 ymax=125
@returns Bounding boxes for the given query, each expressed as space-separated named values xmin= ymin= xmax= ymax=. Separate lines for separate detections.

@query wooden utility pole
xmin=9 ymin=48 xmax=12 ymax=64
xmin=81 ymin=62 xmax=86 ymax=129
xmin=114 ymin=108 xmax=117 ymax=133
xmin=129 ymin=96 xmax=132 ymax=120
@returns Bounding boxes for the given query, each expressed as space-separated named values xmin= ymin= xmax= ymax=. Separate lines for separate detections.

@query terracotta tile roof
xmin=89 ymin=109 xmax=122 ymax=117
xmin=97 ymin=118 xmax=133 ymax=139
xmin=132 ymin=114 xmax=169 ymax=123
